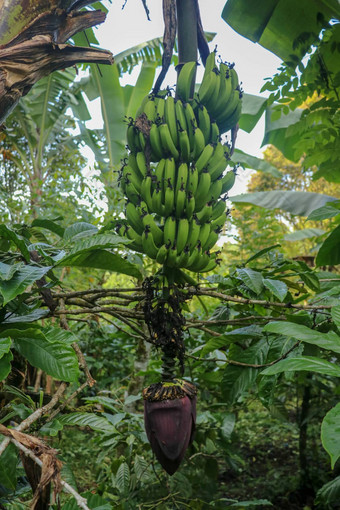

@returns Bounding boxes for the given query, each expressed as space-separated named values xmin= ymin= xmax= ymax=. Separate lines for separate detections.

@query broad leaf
xmin=220 ymin=413 xmax=236 ymax=441
xmin=332 ymin=306 xmax=340 ymax=330
xmin=261 ymin=357 xmax=340 ymax=377
xmin=231 ymin=191 xmax=337 ymax=217
xmin=0 ymin=261 xmax=23 ymax=281
xmin=0 ymin=225 xmax=30 ymax=261
xmin=64 ymin=234 xmax=131 ymax=258
xmin=245 ymin=244 xmax=281 ymax=265
xmin=263 ymin=279 xmax=288 ymax=301
xmin=221 ymin=0 xmax=338 ymax=61
xmin=115 ymin=462 xmax=130 ymax=494
xmin=238 ymin=93 xmax=267 ymax=133
xmin=316 ymin=476 xmax=340 ymax=507
xmin=321 ymin=403 xmax=340 ymax=469
xmin=0 ymin=351 xmax=13 ymax=381
xmin=0 ymin=265 xmax=52 ymax=305
xmin=229 ymin=500 xmax=273 ymax=508
xmin=232 ymin=149 xmax=281 ymax=178
xmin=14 ymin=336 xmax=79 ymax=382
xmin=316 ymin=225 xmax=340 ymax=267
xmin=31 ymin=218 xmax=65 ymax=238
xmin=0 ymin=337 xmax=11 ymax=358
xmin=58 ymin=412 xmax=115 ymax=433
xmin=237 ymin=268 xmax=263 ymax=294
xmin=307 ymin=202 xmax=340 ymax=221
xmin=0 ymin=442 xmax=17 ymax=490
xmin=63 ymin=222 xmax=98 ymax=241
xmin=201 ymin=326 xmax=263 ymax=356
xmin=58 ymin=249 xmax=142 ymax=280
xmin=221 ymin=338 xmax=270 ymax=403
xmin=284 ymin=228 xmax=325 ymax=242
xmin=264 ymin=322 xmax=340 ymax=354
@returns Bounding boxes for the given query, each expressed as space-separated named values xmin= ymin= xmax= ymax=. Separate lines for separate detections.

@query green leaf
xmin=316 ymin=476 xmax=340 ymax=507
xmin=115 ymin=462 xmax=130 ymax=494
xmin=307 ymin=202 xmax=340 ymax=221
xmin=39 ymin=419 xmax=63 ymax=437
xmin=0 ymin=442 xmax=17 ymax=489
xmin=237 ymin=268 xmax=263 ymax=294
xmin=261 ymin=357 xmax=340 ymax=377
xmin=0 ymin=351 xmax=13 ymax=381
xmin=64 ymin=234 xmax=131 ymax=258
xmin=284 ymin=228 xmax=325 ymax=241
xmin=43 ymin=327 xmax=78 ymax=345
xmin=220 ymin=413 xmax=236 ymax=440
xmin=31 ymin=218 xmax=65 ymax=238
xmin=221 ymin=0 xmax=338 ymax=60
xmin=229 ymin=500 xmax=273 ymax=508
xmin=63 ymin=222 xmax=98 ymax=241
xmin=316 ymin=225 xmax=340 ymax=267
xmin=332 ymin=306 xmax=340 ymax=330
xmin=263 ymin=279 xmax=288 ymax=301
xmin=221 ymin=338 xmax=270 ymax=403
xmin=264 ymin=321 xmax=340 ymax=354
xmin=0 ymin=261 xmax=23 ymax=281
xmin=134 ymin=455 xmax=150 ymax=480
xmin=202 ymin=326 xmax=263 ymax=356
xmin=245 ymin=244 xmax=281 ymax=265
xmin=321 ymin=403 xmax=340 ymax=469
xmin=0 ymin=265 xmax=51 ymax=305
xmin=0 ymin=225 xmax=30 ymax=261
xmin=58 ymin=249 xmax=142 ymax=280
xmin=232 ymin=149 xmax=281 ymax=178
xmin=238 ymin=93 xmax=267 ymax=134
xmin=231 ymin=191 xmax=338 ymax=217
xmin=126 ymin=63 xmax=156 ymax=118
xmin=0 ymin=337 xmax=11 ymax=359
xmin=14 ymin=335 xmax=79 ymax=382
xmin=58 ymin=412 xmax=115 ymax=433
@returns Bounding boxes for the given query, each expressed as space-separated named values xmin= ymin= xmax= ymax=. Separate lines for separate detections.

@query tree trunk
xmin=176 ymin=0 xmax=198 ymax=97
xmin=0 ymin=0 xmax=113 ymax=124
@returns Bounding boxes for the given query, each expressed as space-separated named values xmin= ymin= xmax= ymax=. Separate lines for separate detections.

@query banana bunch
xmin=119 ymin=51 xmax=241 ymax=274
xmin=194 ymin=51 xmax=242 ymax=135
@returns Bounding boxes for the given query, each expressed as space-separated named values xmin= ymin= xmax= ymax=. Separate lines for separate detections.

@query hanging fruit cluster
xmin=117 ymin=51 xmax=242 ymax=274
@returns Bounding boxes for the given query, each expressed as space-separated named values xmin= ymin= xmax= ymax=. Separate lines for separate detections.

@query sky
xmin=83 ymin=0 xmax=282 ymax=197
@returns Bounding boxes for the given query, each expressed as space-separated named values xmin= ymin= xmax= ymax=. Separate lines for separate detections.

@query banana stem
xmin=162 ymin=344 xmax=177 ymax=381
xmin=176 ymin=0 xmax=198 ymax=97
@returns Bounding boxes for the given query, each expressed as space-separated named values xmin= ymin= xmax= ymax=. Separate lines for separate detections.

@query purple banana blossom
xmin=144 ymin=395 xmax=196 ymax=475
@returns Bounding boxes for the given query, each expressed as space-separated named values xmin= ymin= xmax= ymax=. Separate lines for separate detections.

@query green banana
xmin=123 ymin=164 xmax=142 ymax=194
xmin=136 ymin=151 xmax=148 ymax=177
xmin=198 ymin=69 xmax=218 ymax=105
xmin=185 ymin=192 xmax=195 ymax=218
xmin=211 ymin=211 xmax=227 ymax=231
xmin=197 ymin=105 xmax=212 ymax=144
xmin=155 ymin=158 xmax=166 ymax=184
xmin=164 ymin=95 xmax=178 ymax=148
xmin=192 ymin=127 xmax=206 ymax=160
xmin=142 ymin=227 xmax=159 ymax=259
xmin=196 ymin=202 xmax=213 ymax=223
xmin=156 ymin=96 xmax=166 ymax=122
xmin=175 ymin=162 xmax=188 ymax=195
xmin=159 ymin=123 xmax=179 ymax=160
xmin=152 ymin=185 xmax=165 ymax=216
xmin=211 ymin=199 xmax=226 ymax=220
xmin=208 ymin=177 xmax=223 ymax=202
xmin=126 ymin=201 xmax=144 ymax=235
xmin=219 ymin=100 xmax=242 ymax=133
xmin=126 ymin=225 xmax=143 ymax=250
xmin=175 ymin=99 xmax=188 ymax=132
xmin=143 ymin=98 xmax=156 ymax=122
xmin=196 ymin=143 xmax=214 ymax=173
xmin=216 ymin=89 xmax=240 ymax=126
xmin=187 ymin=249 xmax=210 ymax=272
xmin=221 ymin=171 xmax=236 ymax=195
xmin=198 ymin=222 xmax=211 ymax=248
xmin=187 ymin=218 xmax=201 ymax=252
xmin=183 ymin=102 xmax=197 ymax=150
xmin=166 ymin=243 xmax=178 ymax=267
xmin=175 ymin=184 xmax=187 ymax=218
xmin=210 ymin=121 xmax=220 ymax=144
xmin=125 ymin=180 xmax=140 ymax=205
xmin=164 ymin=182 xmax=175 ymax=216
xmin=176 ymin=61 xmax=197 ymax=102
xmin=185 ymin=246 xmax=204 ymax=270
xmin=164 ymin=157 xmax=176 ymax=189
xmin=229 ymin=66 xmax=239 ymax=90
xmin=178 ymin=128 xmax=191 ymax=162
xmin=140 ymin=175 xmax=153 ymax=210
xmin=195 ymin=170 xmax=212 ymax=211
xmin=138 ymin=131 xmax=146 ymax=151
xmin=126 ymin=124 xmax=138 ymax=152
xmin=164 ymin=216 xmax=177 ymax=245
xmin=202 ymin=228 xmax=219 ymax=252
xmin=176 ymin=218 xmax=189 ymax=253
xmin=156 ymin=243 xmax=170 ymax=264
xmin=187 ymin=164 xmax=199 ymax=194
xmin=149 ymin=123 xmax=163 ymax=161
xmin=142 ymin=214 xmax=164 ymax=246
